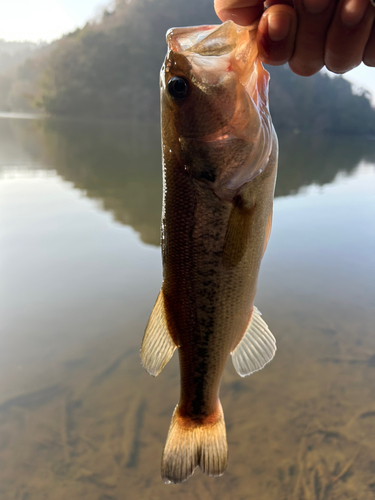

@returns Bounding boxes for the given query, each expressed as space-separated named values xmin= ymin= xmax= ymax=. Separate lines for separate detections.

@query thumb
xmin=214 ymin=0 xmax=265 ymax=26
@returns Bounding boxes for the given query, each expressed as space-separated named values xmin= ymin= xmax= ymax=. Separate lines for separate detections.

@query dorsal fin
xmin=231 ymin=306 xmax=276 ymax=377
xmin=140 ymin=290 xmax=176 ymax=377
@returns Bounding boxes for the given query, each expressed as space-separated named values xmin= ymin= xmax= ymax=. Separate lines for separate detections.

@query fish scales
xmin=141 ymin=20 xmax=278 ymax=484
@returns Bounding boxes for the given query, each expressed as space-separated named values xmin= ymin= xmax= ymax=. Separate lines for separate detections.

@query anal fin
xmin=231 ymin=306 xmax=276 ymax=377
xmin=140 ymin=290 xmax=176 ymax=377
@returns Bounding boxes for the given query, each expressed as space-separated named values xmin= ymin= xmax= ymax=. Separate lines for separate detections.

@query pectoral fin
xmin=263 ymin=208 xmax=273 ymax=256
xmin=222 ymin=199 xmax=255 ymax=268
xmin=231 ymin=306 xmax=276 ymax=377
xmin=140 ymin=290 xmax=177 ymax=377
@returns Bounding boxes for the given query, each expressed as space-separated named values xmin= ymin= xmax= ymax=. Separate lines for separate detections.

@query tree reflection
xmin=2 ymin=117 xmax=375 ymax=247
xmin=276 ymin=132 xmax=375 ymax=197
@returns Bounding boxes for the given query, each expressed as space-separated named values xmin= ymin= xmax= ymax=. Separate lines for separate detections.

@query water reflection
xmin=2 ymin=117 xmax=375 ymax=246
xmin=1 ymin=117 xmax=375 ymax=499
xmin=0 ymin=118 xmax=163 ymax=246
xmin=276 ymin=132 xmax=375 ymax=196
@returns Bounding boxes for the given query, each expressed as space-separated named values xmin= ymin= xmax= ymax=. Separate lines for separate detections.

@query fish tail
xmin=161 ymin=400 xmax=228 ymax=484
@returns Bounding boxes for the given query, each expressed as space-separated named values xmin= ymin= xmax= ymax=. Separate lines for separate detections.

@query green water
xmin=0 ymin=116 xmax=375 ymax=500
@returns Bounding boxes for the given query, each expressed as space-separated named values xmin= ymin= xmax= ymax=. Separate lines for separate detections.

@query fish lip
xmin=166 ymin=25 xmax=219 ymax=52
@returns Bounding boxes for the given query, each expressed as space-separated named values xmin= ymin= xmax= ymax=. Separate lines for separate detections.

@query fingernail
xmin=303 ymin=0 xmax=331 ymax=14
xmin=341 ymin=0 xmax=368 ymax=26
xmin=267 ymin=12 xmax=292 ymax=42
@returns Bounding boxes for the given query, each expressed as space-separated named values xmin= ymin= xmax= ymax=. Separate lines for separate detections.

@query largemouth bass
xmin=141 ymin=20 xmax=278 ymax=484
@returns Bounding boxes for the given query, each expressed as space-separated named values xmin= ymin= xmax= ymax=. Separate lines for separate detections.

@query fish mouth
xmin=165 ymin=21 xmax=266 ymax=97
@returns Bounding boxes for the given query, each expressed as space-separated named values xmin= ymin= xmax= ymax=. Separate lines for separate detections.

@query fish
xmin=141 ymin=20 xmax=278 ymax=484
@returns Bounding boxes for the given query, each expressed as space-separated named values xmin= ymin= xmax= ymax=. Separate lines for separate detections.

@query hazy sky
xmin=1 ymin=0 xmax=374 ymax=103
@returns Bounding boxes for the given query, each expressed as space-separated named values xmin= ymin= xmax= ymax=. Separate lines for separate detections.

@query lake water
xmin=0 ymin=116 xmax=375 ymax=500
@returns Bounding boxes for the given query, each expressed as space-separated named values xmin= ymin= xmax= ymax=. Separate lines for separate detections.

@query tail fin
xmin=161 ymin=401 xmax=228 ymax=484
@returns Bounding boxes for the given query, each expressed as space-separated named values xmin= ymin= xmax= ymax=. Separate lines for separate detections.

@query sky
xmin=0 ymin=0 xmax=107 ymax=43
xmin=1 ymin=0 xmax=374 ymax=103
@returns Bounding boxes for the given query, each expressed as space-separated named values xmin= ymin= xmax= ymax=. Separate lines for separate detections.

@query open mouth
xmin=165 ymin=21 xmax=261 ymax=90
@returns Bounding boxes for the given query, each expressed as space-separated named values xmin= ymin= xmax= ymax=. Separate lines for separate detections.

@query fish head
xmin=161 ymin=21 xmax=275 ymax=199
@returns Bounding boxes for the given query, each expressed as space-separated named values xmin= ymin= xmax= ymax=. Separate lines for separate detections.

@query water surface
xmin=0 ymin=117 xmax=375 ymax=500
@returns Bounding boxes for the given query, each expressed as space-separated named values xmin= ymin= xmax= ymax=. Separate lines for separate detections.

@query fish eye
xmin=167 ymin=77 xmax=189 ymax=101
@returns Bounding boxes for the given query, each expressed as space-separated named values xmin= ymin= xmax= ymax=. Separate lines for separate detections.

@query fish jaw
xmin=160 ymin=21 xmax=275 ymax=201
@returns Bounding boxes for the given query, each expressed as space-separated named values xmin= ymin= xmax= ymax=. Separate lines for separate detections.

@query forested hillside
xmin=0 ymin=40 xmax=41 ymax=73
xmin=1 ymin=0 xmax=375 ymax=134
xmin=0 ymin=40 xmax=44 ymax=111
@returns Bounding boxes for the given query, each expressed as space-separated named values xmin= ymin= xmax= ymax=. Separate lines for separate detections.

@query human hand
xmin=214 ymin=0 xmax=375 ymax=75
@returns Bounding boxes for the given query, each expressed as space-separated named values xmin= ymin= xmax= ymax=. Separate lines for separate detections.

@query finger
xmin=325 ymin=0 xmax=375 ymax=73
xmin=363 ymin=22 xmax=375 ymax=66
xmin=265 ymin=0 xmax=294 ymax=7
xmin=214 ymin=0 xmax=264 ymax=26
xmin=257 ymin=4 xmax=298 ymax=65
xmin=288 ymin=0 xmax=336 ymax=76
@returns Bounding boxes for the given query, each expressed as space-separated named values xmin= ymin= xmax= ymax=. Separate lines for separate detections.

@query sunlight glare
xmin=1 ymin=0 xmax=77 ymax=42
